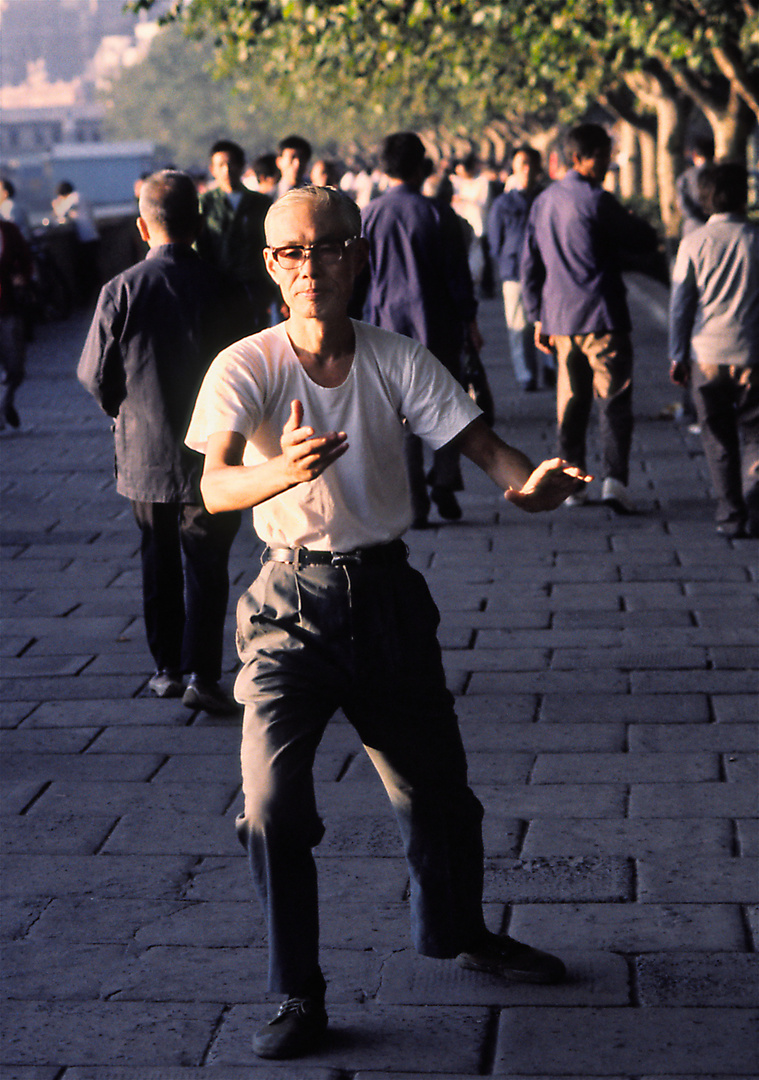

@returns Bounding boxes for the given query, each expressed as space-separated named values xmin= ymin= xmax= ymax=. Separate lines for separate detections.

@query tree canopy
xmin=128 ymin=0 xmax=758 ymax=141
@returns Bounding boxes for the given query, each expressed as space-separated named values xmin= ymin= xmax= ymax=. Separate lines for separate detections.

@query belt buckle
xmin=330 ymin=550 xmax=359 ymax=567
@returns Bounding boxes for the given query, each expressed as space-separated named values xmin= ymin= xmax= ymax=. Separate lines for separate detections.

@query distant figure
xmin=249 ymin=153 xmax=280 ymax=197
xmin=359 ymin=131 xmax=482 ymax=526
xmin=521 ymin=122 xmax=659 ymax=514
xmin=275 ymin=134 xmax=312 ymax=199
xmin=51 ymin=180 xmax=100 ymax=303
xmin=676 ymin=136 xmax=715 ymax=238
xmin=197 ymin=139 xmax=274 ymax=334
xmin=669 ymin=161 xmax=759 ymax=539
xmin=0 ymin=178 xmax=31 ymax=239
xmin=0 ymin=219 xmax=33 ymax=429
xmin=310 ymin=159 xmax=341 ymax=188
xmin=487 ymin=146 xmax=550 ymax=392
xmin=450 ymin=152 xmax=493 ymax=294
xmin=77 ymin=170 xmax=249 ymax=712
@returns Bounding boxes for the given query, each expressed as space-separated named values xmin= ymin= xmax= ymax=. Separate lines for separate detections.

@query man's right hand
xmin=280 ymin=399 xmax=349 ymax=484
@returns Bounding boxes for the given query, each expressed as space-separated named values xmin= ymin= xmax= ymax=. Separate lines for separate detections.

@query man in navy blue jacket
xmin=359 ymin=132 xmax=482 ymax=526
xmin=78 ymin=170 xmax=248 ymax=712
xmin=521 ymin=124 xmax=659 ymax=512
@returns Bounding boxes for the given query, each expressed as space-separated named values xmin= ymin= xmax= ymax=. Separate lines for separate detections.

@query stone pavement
xmin=0 ymin=275 xmax=757 ymax=1080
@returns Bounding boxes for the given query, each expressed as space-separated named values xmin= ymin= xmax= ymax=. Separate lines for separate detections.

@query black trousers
xmin=131 ymin=501 xmax=241 ymax=680
xmin=234 ymin=553 xmax=486 ymax=994
xmin=691 ymin=363 xmax=759 ymax=529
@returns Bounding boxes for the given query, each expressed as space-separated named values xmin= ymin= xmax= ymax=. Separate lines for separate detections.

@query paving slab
xmin=482 ymin=856 xmax=632 ymax=902
xmin=0 ymin=855 xmax=195 ymax=900
xmin=508 ymin=903 xmax=747 ymax=952
xmin=637 ymin=856 xmax=759 ymax=903
xmin=531 ymin=751 xmax=719 ymax=783
xmin=209 ymin=1004 xmax=489 ymax=1071
xmin=521 ymin=819 xmax=733 ymax=858
xmin=539 ymin=693 xmax=711 ymax=723
xmin=493 ymin=1007 xmax=759 ymax=1074
xmin=628 ymin=723 xmax=758 ymax=751
xmin=636 ymin=951 xmax=759 ymax=1005
xmin=0 ymin=1001 xmax=221 ymax=1067
xmin=377 ymin=948 xmax=629 ymax=1005
xmin=629 ymin=782 xmax=759 ymax=817
xmin=64 ymin=1070 xmax=341 ymax=1080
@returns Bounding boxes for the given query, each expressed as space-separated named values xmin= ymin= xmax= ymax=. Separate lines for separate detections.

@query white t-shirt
xmin=186 ymin=320 xmax=481 ymax=551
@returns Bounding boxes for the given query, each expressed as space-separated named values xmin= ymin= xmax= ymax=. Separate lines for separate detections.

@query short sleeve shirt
xmin=186 ymin=319 xmax=482 ymax=550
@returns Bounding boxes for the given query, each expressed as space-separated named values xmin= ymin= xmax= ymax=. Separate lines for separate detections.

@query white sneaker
xmin=601 ymin=477 xmax=638 ymax=515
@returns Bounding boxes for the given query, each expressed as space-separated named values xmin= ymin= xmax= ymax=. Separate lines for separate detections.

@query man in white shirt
xmin=187 ymin=184 xmax=588 ymax=1060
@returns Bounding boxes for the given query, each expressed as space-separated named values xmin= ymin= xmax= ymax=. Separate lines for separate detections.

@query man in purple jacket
xmin=521 ymin=123 xmax=659 ymax=513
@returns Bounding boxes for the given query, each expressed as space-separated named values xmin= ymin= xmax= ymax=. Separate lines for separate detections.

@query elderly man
xmin=78 ymin=170 xmax=247 ymax=712
xmin=669 ymin=161 xmax=759 ymax=538
xmin=187 ymin=184 xmax=588 ymax=1060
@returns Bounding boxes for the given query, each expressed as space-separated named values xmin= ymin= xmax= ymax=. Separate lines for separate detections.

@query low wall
xmin=31 ymin=209 xmax=147 ymax=306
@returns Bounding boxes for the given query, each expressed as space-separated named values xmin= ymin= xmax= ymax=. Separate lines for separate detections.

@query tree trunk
xmin=702 ymin=89 xmax=755 ymax=158
xmin=617 ymin=120 xmax=640 ymax=200
xmin=652 ymin=94 xmax=688 ymax=237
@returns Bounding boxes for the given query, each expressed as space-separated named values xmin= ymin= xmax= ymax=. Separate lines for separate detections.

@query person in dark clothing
xmin=521 ymin=123 xmax=659 ymax=513
xmin=488 ymin=145 xmax=552 ymax=392
xmin=359 ymin=131 xmax=482 ymax=525
xmin=676 ymin=136 xmax=715 ymax=239
xmin=0 ymin=218 xmax=33 ymax=429
xmin=669 ymin=162 xmax=759 ymax=538
xmin=77 ymin=170 xmax=248 ymax=713
xmin=197 ymin=139 xmax=274 ymax=334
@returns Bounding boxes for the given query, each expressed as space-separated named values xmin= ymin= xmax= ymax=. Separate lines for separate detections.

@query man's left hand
xmin=504 ymin=459 xmax=592 ymax=512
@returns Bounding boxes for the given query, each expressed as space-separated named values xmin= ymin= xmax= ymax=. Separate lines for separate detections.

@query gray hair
xmin=264 ymin=184 xmax=361 ymax=243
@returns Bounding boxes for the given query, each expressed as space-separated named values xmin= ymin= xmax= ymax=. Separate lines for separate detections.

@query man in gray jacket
xmin=669 ymin=161 xmax=759 ymax=538
xmin=78 ymin=170 xmax=247 ymax=711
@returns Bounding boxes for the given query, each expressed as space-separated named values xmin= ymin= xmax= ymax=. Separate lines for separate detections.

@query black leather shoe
xmin=716 ymin=521 xmax=748 ymax=540
xmin=182 ymin=675 xmax=239 ymax=715
xmin=457 ymin=931 xmax=566 ymax=984
xmin=252 ymin=994 xmax=328 ymax=1059
xmin=430 ymin=487 xmax=462 ymax=521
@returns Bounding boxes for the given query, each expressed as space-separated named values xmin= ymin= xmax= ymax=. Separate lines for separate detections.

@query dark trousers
xmin=234 ymin=552 xmax=486 ymax=994
xmin=691 ymin=363 xmax=759 ymax=529
xmin=554 ymin=331 xmax=634 ymax=483
xmin=131 ymin=500 xmax=241 ymax=681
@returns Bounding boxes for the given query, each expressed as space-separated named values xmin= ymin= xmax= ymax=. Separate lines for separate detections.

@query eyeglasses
xmin=268 ymin=238 xmax=357 ymax=269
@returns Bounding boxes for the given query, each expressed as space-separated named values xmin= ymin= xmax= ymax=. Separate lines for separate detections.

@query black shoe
xmin=430 ymin=487 xmax=462 ymax=521
xmin=457 ymin=931 xmax=566 ymax=985
xmin=252 ymin=993 xmax=328 ymax=1059
xmin=4 ymin=403 xmax=20 ymax=428
xmin=182 ymin=675 xmax=238 ymax=715
xmin=716 ymin=521 xmax=748 ymax=540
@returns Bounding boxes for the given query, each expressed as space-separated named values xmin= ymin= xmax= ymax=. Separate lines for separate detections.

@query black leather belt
xmin=262 ymin=539 xmax=408 ymax=570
